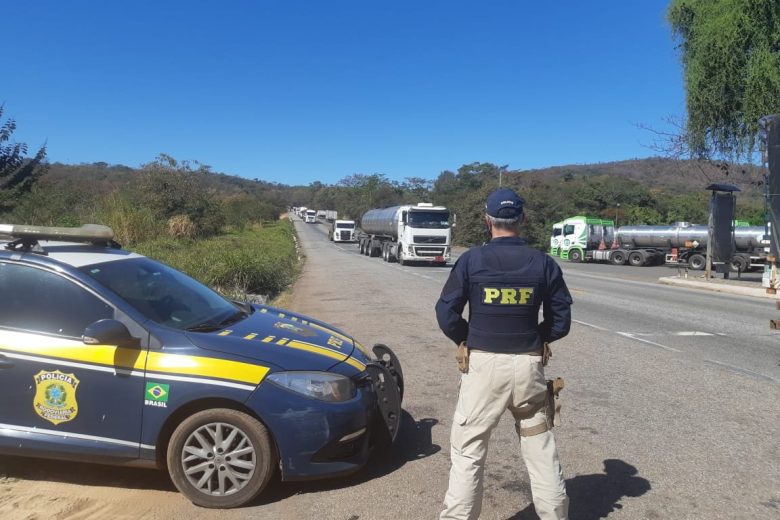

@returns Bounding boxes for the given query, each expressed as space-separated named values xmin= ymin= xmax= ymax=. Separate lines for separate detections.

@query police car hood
xmin=186 ymin=304 xmax=372 ymax=372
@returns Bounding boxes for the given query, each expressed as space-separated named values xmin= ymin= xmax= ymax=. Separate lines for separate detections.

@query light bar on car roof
xmin=0 ymin=224 xmax=115 ymax=243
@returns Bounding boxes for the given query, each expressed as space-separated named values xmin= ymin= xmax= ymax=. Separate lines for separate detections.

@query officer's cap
xmin=485 ymin=188 xmax=525 ymax=218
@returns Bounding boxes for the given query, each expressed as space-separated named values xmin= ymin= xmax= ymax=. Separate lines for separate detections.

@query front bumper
xmin=246 ymin=345 xmax=403 ymax=481
xmin=400 ymin=245 xmax=451 ymax=263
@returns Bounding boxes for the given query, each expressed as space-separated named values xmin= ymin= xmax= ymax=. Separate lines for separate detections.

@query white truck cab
xmin=304 ymin=210 xmax=317 ymax=223
xmin=331 ymin=220 xmax=356 ymax=242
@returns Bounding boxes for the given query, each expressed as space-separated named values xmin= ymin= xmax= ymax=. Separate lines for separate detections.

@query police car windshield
xmin=408 ymin=211 xmax=449 ymax=229
xmin=80 ymin=257 xmax=244 ymax=331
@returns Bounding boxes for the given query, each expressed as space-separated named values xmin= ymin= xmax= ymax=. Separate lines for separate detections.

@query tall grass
xmin=133 ymin=221 xmax=299 ymax=300
xmin=90 ymin=192 xmax=163 ymax=245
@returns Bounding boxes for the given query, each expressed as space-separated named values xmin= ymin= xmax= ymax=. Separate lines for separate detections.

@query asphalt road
xmin=278 ymin=217 xmax=779 ymax=520
xmin=1 ymin=218 xmax=776 ymax=520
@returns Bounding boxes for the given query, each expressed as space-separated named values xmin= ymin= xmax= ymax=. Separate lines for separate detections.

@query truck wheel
xmin=610 ymin=250 xmax=627 ymax=265
xmin=569 ymin=249 xmax=583 ymax=262
xmin=167 ymin=409 xmax=276 ymax=509
xmin=369 ymin=243 xmax=378 ymax=257
xmin=382 ymin=244 xmax=389 ymax=262
xmin=359 ymin=241 xmax=365 ymax=255
xmin=688 ymin=253 xmax=705 ymax=270
xmin=628 ymin=251 xmax=645 ymax=267
xmin=730 ymin=255 xmax=749 ymax=272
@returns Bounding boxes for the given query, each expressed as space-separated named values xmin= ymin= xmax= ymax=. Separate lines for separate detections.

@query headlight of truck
xmin=267 ymin=371 xmax=356 ymax=402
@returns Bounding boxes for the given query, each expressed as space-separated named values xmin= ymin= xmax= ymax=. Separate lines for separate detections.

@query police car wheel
xmin=167 ymin=408 xmax=276 ymax=509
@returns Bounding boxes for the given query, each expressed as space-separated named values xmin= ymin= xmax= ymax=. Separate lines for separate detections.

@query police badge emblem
xmin=33 ymin=370 xmax=80 ymax=425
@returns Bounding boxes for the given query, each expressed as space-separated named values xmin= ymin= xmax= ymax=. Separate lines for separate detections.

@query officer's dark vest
xmin=466 ymin=241 xmax=547 ymax=354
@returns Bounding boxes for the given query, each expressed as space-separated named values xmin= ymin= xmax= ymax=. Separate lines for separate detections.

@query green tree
xmin=139 ymin=154 xmax=226 ymax=237
xmin=0 ymin=106 xmax=47 ymax=214
xmin=668 ymin=0 xmax=780 ymax=158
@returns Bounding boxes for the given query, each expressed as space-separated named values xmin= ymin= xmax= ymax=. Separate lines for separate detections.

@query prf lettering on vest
xmin=482 ymin=287 xmax=534 ymax=305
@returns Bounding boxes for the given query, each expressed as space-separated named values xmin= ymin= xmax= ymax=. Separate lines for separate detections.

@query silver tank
xmin=616 ymin=223 xmax=765 ymax=251
xmin=360 ymin=206 xmax=402 ymax=239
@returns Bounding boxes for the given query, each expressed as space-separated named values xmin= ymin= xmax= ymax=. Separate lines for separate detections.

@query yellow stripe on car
xmin=0 ymin=330 xmax=146 ymax=370
xmin=285 ymin=340 xmax=347 ymax=363
xmin=345 ymin=358 xmax=366 ymax=371
xmin=0 ymin=330 xmax=269 ymax=385
xmin=146 ymin=352 xmax=269 ymax=385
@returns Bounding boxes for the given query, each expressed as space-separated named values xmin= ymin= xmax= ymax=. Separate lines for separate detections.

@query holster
xmin=455 ymin=342 xmax=469 ymax=373
xmin=545 ymin=377 xmax=564 ymax=429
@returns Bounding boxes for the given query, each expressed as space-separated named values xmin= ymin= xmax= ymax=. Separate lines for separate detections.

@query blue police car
xmin=0 ymin=224 xmax=403 ymax=508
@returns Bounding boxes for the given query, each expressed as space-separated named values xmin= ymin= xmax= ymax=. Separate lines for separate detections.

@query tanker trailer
xmin=358 ymin=203 xmax=451 ymax=266
xmin=556 ymin=216 xmax=768 ymax=270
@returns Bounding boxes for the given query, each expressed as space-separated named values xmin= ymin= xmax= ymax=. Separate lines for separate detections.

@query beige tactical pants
xmin=440 ymin=350 xmax=569 ymax=520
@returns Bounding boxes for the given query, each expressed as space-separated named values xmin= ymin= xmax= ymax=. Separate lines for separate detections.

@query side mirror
xmin=83 ymin=319 xmax=140 ymax=348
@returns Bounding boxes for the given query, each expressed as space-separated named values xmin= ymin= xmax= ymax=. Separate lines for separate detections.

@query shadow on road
xmin=507 ymin=459 xmax=651 ymax=520
xmin=255 ymin=410 xmax=440 ymax=505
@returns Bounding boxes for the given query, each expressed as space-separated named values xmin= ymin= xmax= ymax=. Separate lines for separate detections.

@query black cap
xmin=485 ymin=188 xmax=524 ymax=218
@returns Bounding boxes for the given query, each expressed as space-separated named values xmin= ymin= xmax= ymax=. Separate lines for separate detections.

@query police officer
xmin=435 ymin=188 xmax=572 ymax=520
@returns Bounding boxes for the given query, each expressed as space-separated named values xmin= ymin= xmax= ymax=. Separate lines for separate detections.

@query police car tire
xmin=167 ymin=408 xmax=276 ymax=509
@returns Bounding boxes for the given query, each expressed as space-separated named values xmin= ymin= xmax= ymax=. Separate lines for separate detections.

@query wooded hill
xmin=6 ymin=156 xmax=768 ymax=250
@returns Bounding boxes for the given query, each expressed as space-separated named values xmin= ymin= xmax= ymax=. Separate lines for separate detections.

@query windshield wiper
xmin=186 ymin=311 xmax=248 ymax=332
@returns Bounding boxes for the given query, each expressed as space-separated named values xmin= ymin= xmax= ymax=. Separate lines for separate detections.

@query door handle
xmin=0 ymin=355 xmax=14 ymax=369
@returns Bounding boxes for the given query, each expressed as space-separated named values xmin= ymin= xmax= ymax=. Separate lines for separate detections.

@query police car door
xmin=0 ymin=262 xmax=146 ymax=460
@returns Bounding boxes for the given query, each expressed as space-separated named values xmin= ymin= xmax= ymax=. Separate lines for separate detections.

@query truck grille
xmin=414 ymin=247 xmax=445 ymax=257
xmin=339 ymin=231 xmax=352 ymax=240
xmin=414 ymin=235 xmax=446 ymax=244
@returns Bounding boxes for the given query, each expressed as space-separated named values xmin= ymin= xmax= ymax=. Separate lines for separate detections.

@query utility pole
xmin=760 ymin=115 xmax=780 ymax=295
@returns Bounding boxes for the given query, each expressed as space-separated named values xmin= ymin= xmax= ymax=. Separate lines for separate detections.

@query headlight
xmin=267 ymin=371 xmax=356 ymax=402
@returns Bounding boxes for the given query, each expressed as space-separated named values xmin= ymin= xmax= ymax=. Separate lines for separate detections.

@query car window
xmin=80 ymin=257 xmax=241 ymax=330
xmin=0 ymin=262 xmax=113 ymax=338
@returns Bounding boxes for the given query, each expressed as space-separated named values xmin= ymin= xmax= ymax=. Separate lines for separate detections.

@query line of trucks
xmin=293 ymin=203 xmax=453 ymax=266
xmin=550 ymin=215 xmax=772 ymax=271
xmin=292 ymin=207 xmax=338 ymax=223
xmin=298 ymin=204 xmax=770 ymax=273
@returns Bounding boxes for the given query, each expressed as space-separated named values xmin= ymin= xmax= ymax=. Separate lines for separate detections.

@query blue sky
xmin=4 ymin=1 xmax=684 ymax=185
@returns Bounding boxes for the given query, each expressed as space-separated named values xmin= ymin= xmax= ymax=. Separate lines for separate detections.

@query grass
xmin=133 ymin=221 xmax=300 ymax=301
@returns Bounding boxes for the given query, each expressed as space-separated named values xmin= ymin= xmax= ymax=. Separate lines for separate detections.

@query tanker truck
xmin=554 ymin=215 xmax=769 ymax=271
xmin=358 ymin=203 xmax=452 ymax=266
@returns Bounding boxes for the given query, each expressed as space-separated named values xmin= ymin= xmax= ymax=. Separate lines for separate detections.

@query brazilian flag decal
xmin=145 ymin=382 xmax=170 ymax=408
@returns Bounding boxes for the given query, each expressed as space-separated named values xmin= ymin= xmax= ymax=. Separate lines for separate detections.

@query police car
xmin=0 ymin=223 xmax=403 ymax=508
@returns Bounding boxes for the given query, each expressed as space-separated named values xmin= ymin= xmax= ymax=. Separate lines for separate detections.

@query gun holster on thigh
xmin=545 ymin=377 xmax=564 ymax=428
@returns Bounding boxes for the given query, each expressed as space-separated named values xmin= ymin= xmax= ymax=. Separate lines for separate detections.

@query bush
xmin=133 ymin=220 xmax=299 ymax=300
xmin=167 ymin=214 xmax=196 ymax=238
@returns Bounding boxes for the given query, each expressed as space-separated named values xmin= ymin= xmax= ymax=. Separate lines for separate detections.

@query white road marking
xmin=616 ymin=332 xmax=683 ymax=353
xmin=572 ymin=319 xmax=609 ymax=331
xmin=675 ymin=331 xmax=714 ymax=336
xmin=704 ymin=359 xmax=778 ymax=384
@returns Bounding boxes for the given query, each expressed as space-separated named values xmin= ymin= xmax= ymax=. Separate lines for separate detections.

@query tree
xmin=0 ymin=105 xmax=47 ymax=214
xmin=138 ymin=153 xmax=225 ymax=236
xmin=668 ymin=0 xmax=780 ymax=159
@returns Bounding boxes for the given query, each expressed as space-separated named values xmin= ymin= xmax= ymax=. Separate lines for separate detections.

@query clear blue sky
xmin=4 ymin=0 xmax=684 ymax=185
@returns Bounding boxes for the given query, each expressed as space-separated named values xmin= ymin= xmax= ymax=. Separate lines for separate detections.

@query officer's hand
xmin=456 ymin=342 xmax=469 ymax=373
